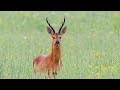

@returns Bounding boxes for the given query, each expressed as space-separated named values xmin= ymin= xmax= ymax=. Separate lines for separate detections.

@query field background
xmin=0 ymin=11 xmax=120 ymax=79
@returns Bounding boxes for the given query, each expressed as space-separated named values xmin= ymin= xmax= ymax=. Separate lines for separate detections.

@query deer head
xmin=46 ymin=17 xmax=67 ymax=47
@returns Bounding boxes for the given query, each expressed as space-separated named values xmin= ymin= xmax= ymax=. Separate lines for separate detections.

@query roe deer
xmin=33 ymin=17 xmax=67 ymax=79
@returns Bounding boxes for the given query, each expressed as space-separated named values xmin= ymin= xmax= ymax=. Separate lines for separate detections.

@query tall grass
xmin=0 ymin=11 xmax=120 ymax=79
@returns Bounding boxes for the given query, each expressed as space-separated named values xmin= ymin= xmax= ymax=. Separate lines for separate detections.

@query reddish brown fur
xmin=33 ymin=47 xmax=62 ymax=78
xmin=33 ymin=17 xmax=66 ymax=79
xmin=33 ymin=45 xmax=62 ymax=79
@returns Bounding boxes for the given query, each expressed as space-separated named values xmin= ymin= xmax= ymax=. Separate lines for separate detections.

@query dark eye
xmin=53 ymin=37 xmax=55 ymax=39
xmin=59 ymin=37 xmax=61 ymax=39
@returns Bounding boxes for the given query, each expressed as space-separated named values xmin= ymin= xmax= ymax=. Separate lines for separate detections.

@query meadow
xmin=0 ymin=11 xmax=120 ymax=79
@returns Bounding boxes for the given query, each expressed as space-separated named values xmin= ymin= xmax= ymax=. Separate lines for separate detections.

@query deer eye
xmin=53 ymin=37 xmax=55 ymax=39
xmin=59 ymin=37 xmax=61 ymax=39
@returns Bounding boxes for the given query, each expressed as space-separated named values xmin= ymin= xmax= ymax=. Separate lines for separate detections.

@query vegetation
xmin=0 ymin=11 xmax=120 ymax=79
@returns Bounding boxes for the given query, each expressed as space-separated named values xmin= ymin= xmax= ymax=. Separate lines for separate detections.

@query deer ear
xmin=59 ymin=26 xmax=67 ymax=35
xmin=47 ymin=26 xmax=54 ymax=35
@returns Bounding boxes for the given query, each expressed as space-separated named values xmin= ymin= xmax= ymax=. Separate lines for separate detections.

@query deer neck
xmin=50 ymin=43 xmax=61 ymax=63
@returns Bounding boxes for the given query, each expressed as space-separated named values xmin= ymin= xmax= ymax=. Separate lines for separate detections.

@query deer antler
xmin=59 ymin=16 xmax=66 ymax=33
xmin=46 ymin=17 xmax=55 ymax=33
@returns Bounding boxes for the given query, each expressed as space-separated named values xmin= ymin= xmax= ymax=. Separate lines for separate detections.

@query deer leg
xmin=34 ymin=66 xmax=41 ymax=79
xmin=53 ymin=69 xmax=57 ymax=79
xmin=34 ymin=68 xmax=37 ymax=76
xmin=59 ymin=59 xmax=62 ymax=71
xmin=48 ymin=70 xmax=50 ymax=79
xmin=57 ymin=59 xmax=62 ymax=71
xmin=53 ymin=72 xmax=57 ymax=79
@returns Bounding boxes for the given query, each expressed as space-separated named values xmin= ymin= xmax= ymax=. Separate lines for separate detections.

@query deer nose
xmin=56 ymin=41 xmax=59 ymax=44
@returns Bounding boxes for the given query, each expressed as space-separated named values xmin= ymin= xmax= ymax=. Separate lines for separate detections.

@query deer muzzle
xmin=55 ymin=40 xmax=60 ymax=46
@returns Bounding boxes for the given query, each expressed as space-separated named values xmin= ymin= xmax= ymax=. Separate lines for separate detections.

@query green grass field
xmin=0 ymin=11 xmax=120 ymax=79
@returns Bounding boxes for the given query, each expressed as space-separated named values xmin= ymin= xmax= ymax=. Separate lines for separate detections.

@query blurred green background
xmin=0 ymin=11 xmax=120 ymax=79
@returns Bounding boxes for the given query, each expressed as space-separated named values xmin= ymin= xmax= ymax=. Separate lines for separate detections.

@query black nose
xmin=56 ymin=41 xmax=59 ymax=44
